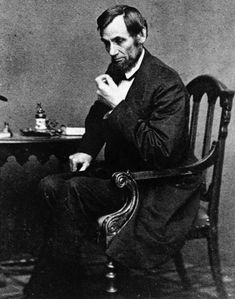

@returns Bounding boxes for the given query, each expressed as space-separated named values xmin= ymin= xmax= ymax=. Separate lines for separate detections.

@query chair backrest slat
xmin=189 ymin=100 xmax=200 ymax=152
xmin=202 ymin=101 xmax=215 ymax=158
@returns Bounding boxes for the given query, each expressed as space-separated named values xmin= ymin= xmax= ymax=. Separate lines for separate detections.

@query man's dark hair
xmin=97 ymin=5 xmax=148 ymax=37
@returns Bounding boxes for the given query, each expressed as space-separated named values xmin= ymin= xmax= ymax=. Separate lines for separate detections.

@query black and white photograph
xmin=0 ymin=1 xmax=234 ymax=298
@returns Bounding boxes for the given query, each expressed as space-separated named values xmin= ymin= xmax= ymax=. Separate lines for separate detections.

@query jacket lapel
xmin=125 ymin=49 xmax=153 ymax=107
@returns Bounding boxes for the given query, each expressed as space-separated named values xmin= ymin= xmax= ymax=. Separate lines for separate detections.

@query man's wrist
xmin=112 ymin=96 xmax=124 ymax=108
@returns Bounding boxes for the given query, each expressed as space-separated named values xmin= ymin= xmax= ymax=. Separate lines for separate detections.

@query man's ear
xmin=136 ymin=28 xmax=147 ymax=44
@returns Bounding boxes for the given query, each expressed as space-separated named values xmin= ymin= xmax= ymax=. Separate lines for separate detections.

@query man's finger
xmin=69 ymin=158 xmax=77 ymax=172
xmin=95 ymin=74 xmax=106 ymax=84
xmin=70 ymin=162 xmax=77 ymax=172
xmin=105 ymin=75 xmax=116 ymax=87
xmin=95 ymin=74 xmax=112 ymax=86
xmin=79 ymin=162 xmax=89 ymax=172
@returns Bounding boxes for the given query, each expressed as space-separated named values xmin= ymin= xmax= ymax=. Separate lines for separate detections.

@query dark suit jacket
xmin=78 ymin=49 xmax=201 ymax=270
xmin=79 ymin=49 xmax=190 ymax=171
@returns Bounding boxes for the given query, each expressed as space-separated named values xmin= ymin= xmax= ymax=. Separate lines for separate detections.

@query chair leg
xmin=207 ymin=231 xmax=228 ymax=299
xmin=174 ymin=251 xmax=192 ymax=290
xmin=105 ymin=258 xmax=118 ymax=293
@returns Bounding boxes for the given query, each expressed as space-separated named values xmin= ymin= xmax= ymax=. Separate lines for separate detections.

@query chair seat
xmin=193 ymin=205 xmax=210 ymax=227
xmin=187 ymin=205 xmax=210 ymax=239
xmin=98 ymin=204 xmax=210 ymax=241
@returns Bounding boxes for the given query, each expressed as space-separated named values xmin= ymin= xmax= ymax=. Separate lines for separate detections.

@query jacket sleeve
xmin=105 ymin=79 xmax=189 ymax=168
xmin=78 ymin=100 xmax=110 ymax=158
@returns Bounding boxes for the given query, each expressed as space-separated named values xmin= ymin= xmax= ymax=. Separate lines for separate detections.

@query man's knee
xmin=67 ymin=176 xmax=91 ymax=198
xmin=39 ymin=174 xmax=63 ymax=209
xmin=39 ymin=174 xmax=60 ymax=193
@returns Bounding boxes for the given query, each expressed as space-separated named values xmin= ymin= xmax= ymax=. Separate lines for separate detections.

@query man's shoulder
xmin=143 ymin=49 xmax=185 ymax=86
xmin=145 ymin=50 xmax=180 ymax=76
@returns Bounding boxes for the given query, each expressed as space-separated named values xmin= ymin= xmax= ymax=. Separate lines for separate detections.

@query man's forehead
xmin=102 ymin=15 xmax=130 ymax=39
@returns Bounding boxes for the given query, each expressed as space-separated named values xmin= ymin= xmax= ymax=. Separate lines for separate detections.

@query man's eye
xmin=115 ymin=38 xmax=124 ymax=45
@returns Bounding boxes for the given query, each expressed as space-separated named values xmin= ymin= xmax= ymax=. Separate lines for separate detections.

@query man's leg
xmin=41 ymin=173 xmax=124 ymax=263
xmin=24 ymin=172 xmax=124 ymax=298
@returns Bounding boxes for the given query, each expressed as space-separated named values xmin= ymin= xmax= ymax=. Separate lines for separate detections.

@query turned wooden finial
xmin=105 ymin=260 xmax=117 ymax=293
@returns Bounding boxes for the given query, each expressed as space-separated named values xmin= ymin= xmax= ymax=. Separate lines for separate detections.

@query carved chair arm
xmin=98 ymin=171 xmax=139 ymax=246
xmin=98 ymin=141 xmax=218 ymax=247
xmin=131 ymin=141 xmax=218 ymax=181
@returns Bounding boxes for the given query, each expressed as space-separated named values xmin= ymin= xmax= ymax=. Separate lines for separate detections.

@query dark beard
xmin=111 ymin=46 xmax=143 ymax=73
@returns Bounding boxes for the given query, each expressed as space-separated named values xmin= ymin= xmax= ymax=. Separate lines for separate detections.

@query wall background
xmin=0 ymin=0 xmax=234 ymax=266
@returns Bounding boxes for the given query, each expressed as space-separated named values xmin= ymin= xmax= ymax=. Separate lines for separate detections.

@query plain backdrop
xmin=0 ymin=0 xmax=234 ymax=266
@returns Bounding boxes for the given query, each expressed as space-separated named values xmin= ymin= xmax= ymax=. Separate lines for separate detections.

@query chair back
xmin=186 ymin=75 xmax=234 ymax=226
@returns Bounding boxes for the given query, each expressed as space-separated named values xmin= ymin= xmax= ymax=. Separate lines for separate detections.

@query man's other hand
xmin=95 ymin=74 xmax=123 ymax=108
xmin=69 ymin=152 xmax=92 ymax=172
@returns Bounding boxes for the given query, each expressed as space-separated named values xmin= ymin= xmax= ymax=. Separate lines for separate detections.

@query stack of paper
xmin=0 ymin=132 xmax=11 ymax=139
xmin=61 ymin=127 xmax=85 ymax=136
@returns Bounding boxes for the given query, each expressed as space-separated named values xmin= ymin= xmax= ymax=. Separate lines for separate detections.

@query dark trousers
xmin=24 ymin=170 xmax=126 ymax=297
xmin=39 ymin=170 xmax=124 ymax=264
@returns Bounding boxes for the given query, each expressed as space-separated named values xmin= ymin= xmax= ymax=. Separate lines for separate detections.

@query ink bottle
xmin=35 ymin=103 xmax=47 ymax=131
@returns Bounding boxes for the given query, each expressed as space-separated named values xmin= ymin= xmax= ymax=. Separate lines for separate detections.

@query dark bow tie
xmin=114 ymin=71 xmax=137 ymax=84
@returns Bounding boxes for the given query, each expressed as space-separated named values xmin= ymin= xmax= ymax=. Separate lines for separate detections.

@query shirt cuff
xmin=103 ymin=109 xmax=114 ymax=119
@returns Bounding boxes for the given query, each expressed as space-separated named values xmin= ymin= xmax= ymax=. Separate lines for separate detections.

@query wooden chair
xmin=98 ymin=75 xmax=234 ymax=298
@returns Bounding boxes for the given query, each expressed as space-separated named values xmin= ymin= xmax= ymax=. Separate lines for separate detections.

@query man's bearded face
xmin=101 ymin=15 xmax=143 ymax=72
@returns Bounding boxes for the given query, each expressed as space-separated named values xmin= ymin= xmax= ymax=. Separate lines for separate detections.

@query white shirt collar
xmin=125 ymin=48 xmax=145 ymax=80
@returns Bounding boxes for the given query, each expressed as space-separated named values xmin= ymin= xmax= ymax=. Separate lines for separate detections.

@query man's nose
xmin=109 ymin=43 xmax=118 ymax=56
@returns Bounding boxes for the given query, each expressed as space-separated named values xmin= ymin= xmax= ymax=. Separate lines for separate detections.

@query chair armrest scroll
xmin=98 ymin=171 xmax=139 ymax=247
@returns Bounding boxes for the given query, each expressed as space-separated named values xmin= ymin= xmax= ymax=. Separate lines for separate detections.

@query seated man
xmin=24 ymin=4 xmax=201 ymax=297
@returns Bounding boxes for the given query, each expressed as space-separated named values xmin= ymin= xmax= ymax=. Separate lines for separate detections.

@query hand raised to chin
xmin=95 ymin=74 xmax=123 ymax=108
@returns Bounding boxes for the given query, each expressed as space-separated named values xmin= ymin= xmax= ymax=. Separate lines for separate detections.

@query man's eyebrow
xmin=101 ymin=36 xmax=125 ymax=43
xmin=100 ymin=37 xmax=108 ymax=43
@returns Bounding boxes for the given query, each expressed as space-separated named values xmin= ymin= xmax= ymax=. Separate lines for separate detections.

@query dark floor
xmin=0 ymin=259 xmax=234 ymax=299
